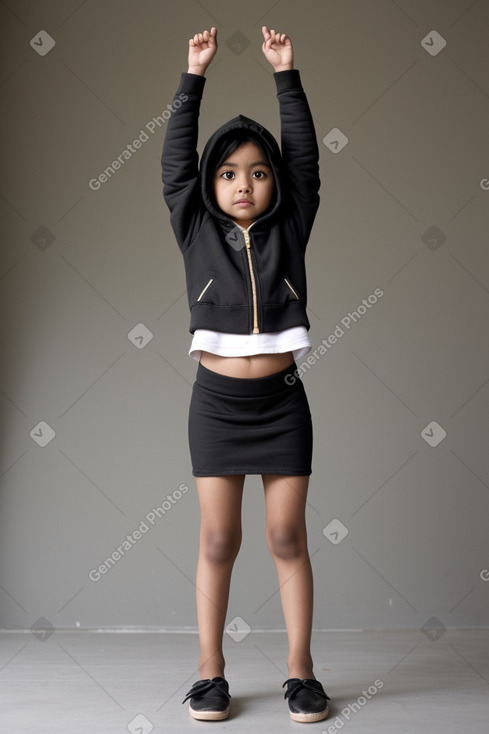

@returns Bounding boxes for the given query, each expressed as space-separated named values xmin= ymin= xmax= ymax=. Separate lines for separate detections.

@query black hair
xmin=212 ymin=133 xmax=272 ymax=173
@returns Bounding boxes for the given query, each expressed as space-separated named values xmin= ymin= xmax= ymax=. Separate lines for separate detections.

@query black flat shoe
xmin=282 ymin=677 xmax=330 ymax=723
xmin=182 ymin=676 xmax=231 ymax=721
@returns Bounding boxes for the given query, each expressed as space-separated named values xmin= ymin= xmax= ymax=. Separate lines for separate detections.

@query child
xmin=161 ymin=25 xmax=330 ymax=723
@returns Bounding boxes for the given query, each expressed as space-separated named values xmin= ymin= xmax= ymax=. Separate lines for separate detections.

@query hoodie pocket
xmin=284 ymin=277 xmax=300 ymax=300
xmin=196 ymin=278 xmax=215 ymax=302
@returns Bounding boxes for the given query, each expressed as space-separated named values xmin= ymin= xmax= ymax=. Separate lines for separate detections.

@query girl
xmin=161 ymin=25 xmax=330 ymax=724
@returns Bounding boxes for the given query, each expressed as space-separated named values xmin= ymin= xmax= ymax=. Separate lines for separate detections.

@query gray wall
xmin=1 ymin=0 xmax=488 ymax=634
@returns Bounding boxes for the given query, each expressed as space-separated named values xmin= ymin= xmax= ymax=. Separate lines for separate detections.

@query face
xmin=213 ymin=141 xmax=274 ymax=229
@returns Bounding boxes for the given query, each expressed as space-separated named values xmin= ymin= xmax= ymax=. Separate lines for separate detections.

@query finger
xmin=203 ymin=30 xmax=209 ymax=42
xmin=210 ymin=26 xmax=217 ymax=38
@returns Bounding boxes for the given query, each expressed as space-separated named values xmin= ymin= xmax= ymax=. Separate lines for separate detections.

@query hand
xmin=188 ymin=26 xmax=218 ymax=76
xmin=261 ymin=26 xmax=293 ymax=71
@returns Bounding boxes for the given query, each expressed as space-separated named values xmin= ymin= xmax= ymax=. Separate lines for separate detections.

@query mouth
xmin=235 ymin=200 xmax=253 ymax=207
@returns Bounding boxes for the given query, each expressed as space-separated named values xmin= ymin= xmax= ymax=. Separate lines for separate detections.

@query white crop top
xmin=189 ymin=325 xmax=311 ymax=362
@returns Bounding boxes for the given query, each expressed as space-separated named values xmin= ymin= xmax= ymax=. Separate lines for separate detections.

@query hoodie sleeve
xmin=274 ymin=69 xmax=320 ymax=246
xmin=161 ymin=73 xmax=207 ymax=252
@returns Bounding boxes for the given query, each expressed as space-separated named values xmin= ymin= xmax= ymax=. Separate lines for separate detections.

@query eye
xmin=220 ymin=171 xmax=235 ymax=180
xmin=252 ymin=170 xmax=267 ymax=179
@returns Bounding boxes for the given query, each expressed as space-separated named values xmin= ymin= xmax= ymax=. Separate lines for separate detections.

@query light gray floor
xmin=1 ymin=628 xmax=488 ymax=733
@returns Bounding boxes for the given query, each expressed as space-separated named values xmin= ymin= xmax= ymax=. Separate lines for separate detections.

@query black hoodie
xmin=161 ymin=69 xmax=320 ymax=335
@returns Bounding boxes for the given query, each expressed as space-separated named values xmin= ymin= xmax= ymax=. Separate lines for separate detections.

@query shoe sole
xmin=189 ymin=705 xmax=230 ymax=721
xmin=289 ymin=704 xmax=329 ymax=723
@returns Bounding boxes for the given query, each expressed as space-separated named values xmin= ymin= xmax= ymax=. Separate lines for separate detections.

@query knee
xmin=201 ymin=529 xmax=241 ymax=564
xmin=266 ymin=525 xmax=306 ymax=560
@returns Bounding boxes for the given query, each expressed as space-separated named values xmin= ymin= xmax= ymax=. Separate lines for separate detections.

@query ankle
xmin=198 ymin=668 xmax=226 ymax=680
xmin=287 ymin=656 xmax=314 ymax=680
xmin=288 ymin=670 xmax=315 ymax=680
xmin=198 ymin=656 xmax=225 ymax=680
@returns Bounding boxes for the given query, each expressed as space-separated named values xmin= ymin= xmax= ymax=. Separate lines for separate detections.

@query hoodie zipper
xmin=243 ymin=229 xmax=259 ymax=333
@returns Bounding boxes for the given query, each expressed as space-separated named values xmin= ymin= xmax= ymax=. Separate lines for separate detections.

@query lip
xmin=235 ymin=200 xmax=253 ymax=206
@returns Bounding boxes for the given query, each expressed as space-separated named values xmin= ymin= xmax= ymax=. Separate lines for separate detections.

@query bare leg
xmin=262 ymin=474 xmax=315 ymax=680
xmin=195 ymin=475 xmax=245 ymax=680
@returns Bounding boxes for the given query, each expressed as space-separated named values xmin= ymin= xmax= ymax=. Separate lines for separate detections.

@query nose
xmin=237 ymin=176 xmax=252 ymax=193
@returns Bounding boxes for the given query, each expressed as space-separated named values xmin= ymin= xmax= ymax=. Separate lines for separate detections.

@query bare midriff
xmin=200 ymin=350 xmax=294 ymax=378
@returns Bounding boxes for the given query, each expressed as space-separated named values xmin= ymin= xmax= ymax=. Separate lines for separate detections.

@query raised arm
xmin=161 ymin=28 xmax=218 ymax=251
xmin=261 ymin=27 xmax=320 ymax=243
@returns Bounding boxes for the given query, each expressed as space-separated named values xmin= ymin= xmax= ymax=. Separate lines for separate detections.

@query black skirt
xmin=188 ymin=361 xmax=313 ymax=477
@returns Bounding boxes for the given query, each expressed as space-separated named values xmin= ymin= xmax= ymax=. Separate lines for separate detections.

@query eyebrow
xmin=219 ymin=160 xmax=271 ymax=168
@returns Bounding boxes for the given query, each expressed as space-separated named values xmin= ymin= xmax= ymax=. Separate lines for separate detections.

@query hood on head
xmin=200 ymin=114 xmax=283 ymax=224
